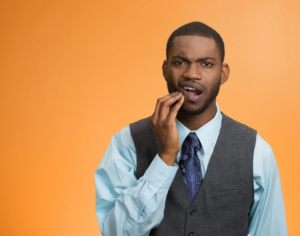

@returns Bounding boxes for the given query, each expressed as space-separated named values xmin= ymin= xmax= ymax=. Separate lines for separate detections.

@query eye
xmin=173 ymin=60 xmax=186 ymax=66
xmin=202 ymin=62 xmax=213 ymax=67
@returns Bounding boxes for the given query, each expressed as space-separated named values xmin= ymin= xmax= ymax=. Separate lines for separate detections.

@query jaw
xmin=176 ymin=97 xmax=217 ymax=130
xmin=166 ymin=79 xmax=219 ymax=117
xmin=179 ymin=95 xmax=217 ymax=117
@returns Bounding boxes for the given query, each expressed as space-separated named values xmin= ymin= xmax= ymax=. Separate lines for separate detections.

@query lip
xmin=179 ymin=82 xmax=204 ymax=102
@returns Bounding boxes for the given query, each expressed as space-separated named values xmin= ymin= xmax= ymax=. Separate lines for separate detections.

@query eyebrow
xmin=171 ymin=55 xmax=216 ymax=62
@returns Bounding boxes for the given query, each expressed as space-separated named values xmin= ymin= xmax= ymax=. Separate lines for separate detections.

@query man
xmin=95 ymin=22 xmax=287 ymax=236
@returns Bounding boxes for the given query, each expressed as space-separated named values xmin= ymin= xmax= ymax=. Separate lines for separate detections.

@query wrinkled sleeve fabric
xmin=249 ymin=134 xmax=287 ymax=236
xmin=95 ymin=126 xmax=178 ymax=236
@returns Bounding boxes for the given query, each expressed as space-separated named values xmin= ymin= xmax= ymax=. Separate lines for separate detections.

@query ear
xmin=220 ymin=63 xmax=230 ymax=85
xmin=162 ymin=60 xmax=168 ymax=80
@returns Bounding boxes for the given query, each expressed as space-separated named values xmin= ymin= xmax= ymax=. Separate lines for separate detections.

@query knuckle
xmin=161 ymin=100 xmax=167 ymax=107
xmin=162 ymin=120 xmax=169 ymax=128
xmin=166 ymin=119 xmax=172 ymax=126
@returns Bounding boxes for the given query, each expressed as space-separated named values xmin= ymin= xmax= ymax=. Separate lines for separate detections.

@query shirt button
xmin=188 ymin=232 xmax=194 ymax=236
xmin=160 ymin=175 xmax=165 ymax=180
xmin=190 ymin=209 xmax=196 ymax=215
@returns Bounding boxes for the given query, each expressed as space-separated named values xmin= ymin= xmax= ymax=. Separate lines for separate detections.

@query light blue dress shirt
xmin=95 ymin=105 xmax=287 ymax=236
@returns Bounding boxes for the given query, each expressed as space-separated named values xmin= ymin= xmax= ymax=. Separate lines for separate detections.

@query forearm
xmin=96 ymin=155 xmax=178 ymax=236
xmin=100 ymin=177 xmax=170 ymax=235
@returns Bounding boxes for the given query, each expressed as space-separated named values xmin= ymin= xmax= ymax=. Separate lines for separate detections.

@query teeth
xmin=184 ymin=87 xmax=196 ymax=91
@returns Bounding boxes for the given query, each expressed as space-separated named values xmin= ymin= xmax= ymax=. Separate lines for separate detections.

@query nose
xmin=183 ymin=62 xmax=201 ymax=80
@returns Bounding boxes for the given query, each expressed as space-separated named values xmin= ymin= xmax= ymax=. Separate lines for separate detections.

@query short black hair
xmin=166 ymin=22 xmax=225 ymax=63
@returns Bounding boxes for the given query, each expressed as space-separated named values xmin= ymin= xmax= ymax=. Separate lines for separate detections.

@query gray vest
xmin=129 ymin=114 xmax=257 ymax=236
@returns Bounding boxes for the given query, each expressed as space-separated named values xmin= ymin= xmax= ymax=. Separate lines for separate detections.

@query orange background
xmin=1 ymin=0 xmax=299 ymax=235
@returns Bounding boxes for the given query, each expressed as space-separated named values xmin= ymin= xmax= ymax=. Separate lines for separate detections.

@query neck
xmin=176 ymin=102 xmax=217 ymax=130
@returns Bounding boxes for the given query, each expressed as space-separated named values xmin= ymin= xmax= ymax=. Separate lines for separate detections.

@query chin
xmin=179 ymin=104 xmax=207 ymax=116
xmin=179 ymin=98 xmax=216 ymax=116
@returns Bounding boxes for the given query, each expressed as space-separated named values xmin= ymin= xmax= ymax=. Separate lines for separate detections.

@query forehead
xmin=169 ymin=35 xmax=219 ymax=60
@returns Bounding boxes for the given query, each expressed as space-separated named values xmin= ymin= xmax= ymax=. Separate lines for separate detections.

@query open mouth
xmin=180 ymin=83 xmax=203 ymax=102
xmin=183 ymin=86 xmax=202 ymax=96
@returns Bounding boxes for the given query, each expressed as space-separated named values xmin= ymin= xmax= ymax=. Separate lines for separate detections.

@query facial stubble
xmin=166 ymin=79 xmax=221 ymax=116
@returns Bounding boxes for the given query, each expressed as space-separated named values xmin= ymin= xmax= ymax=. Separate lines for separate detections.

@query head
xmin=167 ymin=22 xmax=225 ymax=63
xmin=163 ymin=22 xmax=229 ymax=116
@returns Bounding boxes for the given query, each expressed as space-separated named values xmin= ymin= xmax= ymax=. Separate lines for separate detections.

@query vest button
xmin=188 ymin=232 xmax=194 ymax=236
xmin=190 ymin=209 xmax=196 ymax=215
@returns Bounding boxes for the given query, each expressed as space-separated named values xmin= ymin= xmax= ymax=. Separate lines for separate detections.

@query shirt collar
xmin=176 ymin=103 xmax=222 ymax=154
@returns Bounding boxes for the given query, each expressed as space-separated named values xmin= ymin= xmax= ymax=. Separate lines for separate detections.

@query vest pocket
xmin=210 ymin=182 xmax=240 ymax=192
xmin=207 ymin=183 xmax=241 ymax=210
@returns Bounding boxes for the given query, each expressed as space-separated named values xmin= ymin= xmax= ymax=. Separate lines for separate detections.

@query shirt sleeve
xmin=95 ymin=126 xmax=178 ymax=236
xmin=248 ymin=134 xmax=288 ymax=236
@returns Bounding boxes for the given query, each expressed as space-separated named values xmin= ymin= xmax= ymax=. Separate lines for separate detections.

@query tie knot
xmin=185 ymin=132 xmax=201 ymax=150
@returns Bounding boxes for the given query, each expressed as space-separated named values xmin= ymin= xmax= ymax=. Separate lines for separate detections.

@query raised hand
xmin=149 ymin=92 xmax=185 ymax=166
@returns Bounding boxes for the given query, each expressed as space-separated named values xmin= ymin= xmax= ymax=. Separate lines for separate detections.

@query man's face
xmin=163 ymin=35 xmax=228 ymax=116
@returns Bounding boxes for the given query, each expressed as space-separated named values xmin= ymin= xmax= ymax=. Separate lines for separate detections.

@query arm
xmin=95 ymin=92 xmax=184 ymax=235
xmin=248 ymin=134 xmax=288 ymax=236
xmin=95 ymin=130 xmax=178 ymax=235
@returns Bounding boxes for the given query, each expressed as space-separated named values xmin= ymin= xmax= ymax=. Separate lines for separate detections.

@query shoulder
xmin=111 ymin=125 xmax=136 ymax=154
xmin=97 ymin=125 xmax=137 ymax=170
xmin=254 ymin=134 xmax=275 ymax=164
xmin=129 ymin=117 xmax=155 ymax=141
xmin=255 ymin=134 xmax=273 ymax=154
xmin=221 ymin=114 xmax=257 ymax=148
xmin=222 ymin=113 xmax=275 ymax=166
xmin=130 ymin=117 xmax=151 ymax=126
xmin=129 ymin=117 xmax=151 ymax=135
xmin=111 ymin=116 xmax=152 ymax=152
xmin=222 ymin=113 xmax=257 ymax=134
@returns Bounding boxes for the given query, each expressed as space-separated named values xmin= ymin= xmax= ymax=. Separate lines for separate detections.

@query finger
xmin=158 ymin=92 xmax=182 ymax=119
xmin=152 ymin=92 xmax=178 ymax=121
xmin=168 ymin=94 xmax=184 ymax=121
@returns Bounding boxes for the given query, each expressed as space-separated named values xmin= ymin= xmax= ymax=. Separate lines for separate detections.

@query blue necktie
xmin=179 ymin=132 xmax=203 ymax=201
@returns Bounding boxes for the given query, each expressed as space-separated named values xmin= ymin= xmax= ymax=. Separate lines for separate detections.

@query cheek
xmin=167 ymin=70 xmax=181 ymax=85
xmin=203 ymin=71 xmax=221 ymax=84
xmin=202 ymin=68 xmax=220 ymax=77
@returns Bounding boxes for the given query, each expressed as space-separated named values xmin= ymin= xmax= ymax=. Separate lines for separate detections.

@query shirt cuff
xmin=144 ymin=154 xmax=178 ymax=189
